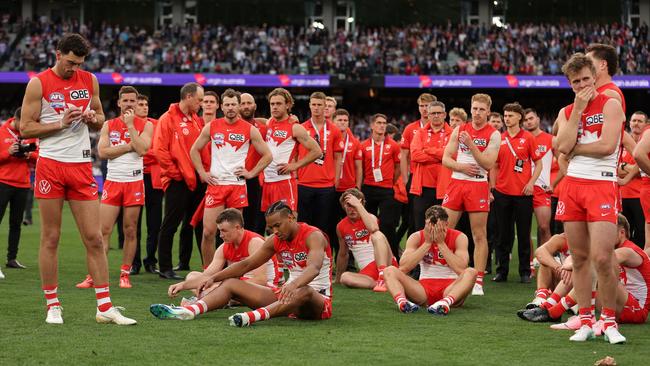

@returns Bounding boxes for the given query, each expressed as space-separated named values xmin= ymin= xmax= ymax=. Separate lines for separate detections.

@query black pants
xmin=362 ymin=185 xmax=401 ymax=259
xmin=622 ymin=197 xmax=646 ymax=248
xmin=493 ymin=190 xmax=533 ymax=278
xmin=0 ymin=182 xmax=28 ymax=262
xmin=550 ymin=196 xmax=564 ymax=235
xmin=412 ymin=187 xmax=440 ymax=231
xmin=298 ymin=185 xmax=337 ymax=255
xmin=243 ymin=176 xmax=265 ymax=235
xmin=130 ymin=173 xmax=164 ymax=268
xmin=485 ymin=204 xmax=499 ymax=271
xmin=158 ymin=179 xmax=205 ymax=272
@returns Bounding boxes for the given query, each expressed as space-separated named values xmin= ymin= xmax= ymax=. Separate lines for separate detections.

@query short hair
xmin=333 ymin=108 xmax=349 ymax=118
xmin=586 ymin=43 xmax=618 ymax=76
xmin=489 ymin=112 xmax=503 ymax=121
xmin=471 ymin=93 xmax=492 ymax=108
xmin=13 ymin=107 xmax=21 ymax=120
xmin=340 ymin=188 xmax=365 ymax=206
xmin=371 ymin=113 xmax=388 ymax=123
xmin=632 ymin=111 xmax=648 ymax=123
xmin=137 ymin=94 xmax=149 ymax=102
xmin=265 ymin=200 xmax=294 ymax=217
xmin=386 ymin=123 xmax=398 ymax=135
xmin=203 ymin=91 xmax=219 ymax=104
xmin=617 ymin=214 xmax=630 ymax=239
xmin=562 ymin=53 xmax=596 ymax=78
xmin=267 ymin=88 xmax=294 ymax=106
xmin=221 ymin=88 xmax=241 ymax=103
xmin=503 ymin=102 xmax=525 ymax=119
xmin=524 ymin=108 xmax=538 ymax=117
xmin=309 ymin=92 xmax=327 ymax=101
xmin=180 ymin=82 xmax=202 ymax=100
xmin=429 ymin=101 xmax=446 ymax=111
xmin=425 ymin=205 xmax=449 ymax=225
xmin=118 ymin=86 xmax=138 ymax=99
xmin=449 ymin=107 xmax=467 ymax=121
xmin=325 ymin=96 xmax=337 ymax=106
xmin=216 ymin=208 xmax=244 ymax=227
xmin=57 ymin=33 xmax=90 ymax=57
xmin=417 ymin=93 xmax=437 ymax=104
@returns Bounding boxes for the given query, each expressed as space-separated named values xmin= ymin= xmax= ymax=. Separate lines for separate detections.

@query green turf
xmin=1 ymin=204 xmax=648 ymax=366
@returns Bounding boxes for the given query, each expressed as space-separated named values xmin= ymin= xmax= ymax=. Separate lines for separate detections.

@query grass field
xmin=1 ymin=204 xmax=649 ymax=366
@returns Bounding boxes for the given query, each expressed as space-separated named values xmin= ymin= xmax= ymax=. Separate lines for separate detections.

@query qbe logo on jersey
xmin=229 ymin=133 xmax=245 ymax=143
xmin=69 ymin=89 xmax=90 ymax=100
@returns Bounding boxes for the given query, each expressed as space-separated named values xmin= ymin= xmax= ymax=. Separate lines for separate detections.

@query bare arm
xmin=286 ymin=231 xmax=326 ymax=289
xmin=400 ymin=148 xmax=410 ymax=182
xmin=535 ymin=234 xmax=567 ymax=270
xmin=247 ymin=237 xmax=272 ymax=286
xmin=97 ymin=123 xmax=132 ymax=160
xmin=442 ymin=127 xmax=460 ymax=171
xmin=82 ymin=74 xmax=105 ymax=131
xmin=435 ymin=225 xmax=469 ymax=274
xmin=399 ymin=232 xmax=430 ymax=273
xmin=236 ymin=126 xmax=272 ymax=179
xmin=335 ymin=228 xmax=350 ymax=283
xmin=634 ymin=130 xmax=650 ymax=176
xmin=615 ymin=247 xmax=643 ymax=268
xmin=126 ymin=117 xmax=152 ymax=156
xmin=190 ymin=124 xmax=214 ymax=184
xmin=469 ymin=130 xmax=500 ymax=170
xmin=334 ymin=151 xmax=343 ymax=187
xmin=354 ymin=159 xmax=363 ymax=189
xmin=206 ymin=237 xmax=277 ymax=285
xmin=572 ymin=99 xmax=625 ymax=158
xmin=277 ymin=124 xmax=322 ymax=174
xmin=19 ymin=78 xmax=77 ymax=138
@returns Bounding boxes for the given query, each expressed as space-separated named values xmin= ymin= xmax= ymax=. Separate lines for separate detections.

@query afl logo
xmin=38 ymin=180 xmax=52 ymax=194
xmin=69 ymin=89 xmax=90 ymax=100
xmin=213 ymin=133 xmax=225 ymax=145
xmin=49 ymin=92 xmax=65 ymax=109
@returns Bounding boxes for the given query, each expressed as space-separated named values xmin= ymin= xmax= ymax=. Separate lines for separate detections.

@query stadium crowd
xmin=2 ymin=17 xmax=649 ymax=78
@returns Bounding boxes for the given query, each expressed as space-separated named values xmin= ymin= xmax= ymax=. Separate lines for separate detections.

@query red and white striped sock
xmin=548 ymin=295 xmax=576 ymax=319
xmin=393 ymin=293 xmax=407 ymax=309
xmin=378 ymin=265 xmax=386 ymax=280
xmin=440 ymin=295 xmax=456 ymax=307
xmin=600 ymin=307 xmax=617 ymax=331
xmin=534 ymin=288 xmax=552 ymax=300
xmin=244 ymin=307 xmax=270 ymax=324
xmin=475 ymin=271 xmax=484 ymax=287
xmin=43 ymin=285 xmax=60 ymax=309
xmin=120 ymin=264 xmax=131 ymax=276
xmin=590 ymin=291 xmax=597 ymax=319
xmin=184 ymin=300 xmax=208 ymax=316
xmin=94 ymin=284 xmax=113 ymax=312
xmin=578 ymin=307 xmax=592 ymax=328
xmin=541 ymin=292 xmax=561 ymax=309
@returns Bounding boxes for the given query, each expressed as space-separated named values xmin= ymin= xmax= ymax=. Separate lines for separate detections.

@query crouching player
xmin=335 ymin=188 xmax=397 ymax=291
xmin=384 ymin=205 xmax=477 ymax=315
xmin=149 ymin=209 xmax=281 ymax=319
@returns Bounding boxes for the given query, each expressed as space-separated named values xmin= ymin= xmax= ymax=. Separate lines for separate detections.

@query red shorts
xmin=101 ymin=180 xmax=145 ymax=207
xmin=358 ymin=258 xmax=399 ymax=280
xmin=640 ymin=180 xmax=650 ymax=224
xmin=261 ymin=179 xmax=297 ymax=212
xmin=442 ymin=179 xmax=490 ymax=213
xmin=419 ymin=278 xmax=455 ymax=306
xmin=35 ymin=157 xmax=98 ymax=200
xmin=618 ymin=292 xmax=648 ymax=324
xmin=555 ymin=177 xmax=618 ymax=224
xmin=320 ymin=295 xmax=333 ymax=320
xmin=533 ymin=186 xmax=551 ymax=208
xmin=205 ymin=184 xmax=248 ymax=209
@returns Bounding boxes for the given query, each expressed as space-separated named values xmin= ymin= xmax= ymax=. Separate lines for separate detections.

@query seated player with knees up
xmin=335 ymin=188 xmax=397 ymax=292
xmin=383 ymin=205 xmax=477 ymax=316
xmin=149 ymin=209 xmax=281 ymax=319
xmin=152 ymin=201 xmax=333 ymax=326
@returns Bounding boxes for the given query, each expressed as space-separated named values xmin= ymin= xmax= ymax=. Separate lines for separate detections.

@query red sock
xmin=476 ymin=271 xmax=484 ymax=286
xmin=578 ymin=307 xmax=592 ymax=327
xmin=43 ymin=285 xmax=60 ymax=310
xmin=203 ymin=265 xmax=209 ymax=270
xmin=548 ymin=295 xmax=576 ymax=319
xmin=245 ymin=307 xmax=270 ymax=324
xmin=441 ymin=295 xmax=456 ymax=307
xmin=94 ymin=284 xmax=113 ymax=312
xmin=393 ymin=293 xmax=408 ymax=310
xmin=120 ymin=264 xmax=131 ymax=276
xmin=590 ymin=291 xmax=597 ymax=318
xmin=600 ymin=307 xmax=617 ymax=330
xmin=184 ymin=300 xmax=208 ymax=316
xmin=534 ymin=288 xmax=551 ymax=300
xmin=541 ymin=292 xmax=561 ymax=309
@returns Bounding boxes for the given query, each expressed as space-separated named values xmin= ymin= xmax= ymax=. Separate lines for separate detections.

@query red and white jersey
xmin=620 ymin=147 xmax=642 ymax=198
xmin=337 ymin=216 xmax=377 ymax=270
xmin=598 ymin=82 xmax=626 ymax=114
xmin=274 ymin=223 xmax=332 ymax=296
xmin=533 ymin=131 xmax=554 ymax=189
xmin=36 ymin=68 xmax=94 ymax=163
xmin=264 ymin=117 xmax=297 ymax=183
xmin=222 ymin=230 xmax=280 ymax=287
xmin=417 ymin=228 xmax=462 ymax=280
xmin=619 ymin=240 xmax=650 ymax=310
xmin=564 ymin=94 xmax=622 ymax=182
xmin=640 ymin=126 xmax=650 ymax=179
xmin=209 ymin=118 xmax=252 ymax=185
xmin=106 ymin=117 xmax=147 ymax=182
xmin=451 ymin=123 xmax=498 ymax=182
xmin=244 ymin=119 xmax=268 ymax=175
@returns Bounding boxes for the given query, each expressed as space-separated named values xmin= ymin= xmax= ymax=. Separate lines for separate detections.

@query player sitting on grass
xmin=149 ymin=209 xmax=281 ymax=319
xmin=383 ymin=205 xmax=477 ymax=315
xmin=335 ymin=188 xmax=397 ymax=292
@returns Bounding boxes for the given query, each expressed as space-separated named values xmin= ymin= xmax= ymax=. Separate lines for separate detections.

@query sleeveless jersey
xmin=564 ymin=94 xmax=621 ymax=182
xmin=597 ymin=82 xmax=626 ymax=114
xmin=640 ymin=126 xmax=650 ymax=179
xmin=417 ymin=228 xmax=462 ymax=280
xmin=264 ymin=117 xmax=297 ymax=183
xmin=451 ymin=123 xmax=498 ymax=182
xmin=209 ymin=118 xmax=252 ymax=185
xmin=106 ymin=117 xmax=146 ymax=182
xmin=337 ymin=216 xmax=377 ymax=270
xmin=533 ymin=131 xmax=554 ymax=189
xmin=619 ymin=240 xmax=650 ymax=310
xmin=222 ymin=230 xmax=280 ymax=287
xmin=37 ymin=68 xmax=95 ymax=162
xmin=244 ymin=119 xmax=268 ymax=172
xmin=274 ymin=223 xmax=332 ymax=296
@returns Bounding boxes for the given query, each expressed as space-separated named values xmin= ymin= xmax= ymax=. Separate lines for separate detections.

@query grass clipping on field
xmin=594 ymin=356 xmax=616 ymax=366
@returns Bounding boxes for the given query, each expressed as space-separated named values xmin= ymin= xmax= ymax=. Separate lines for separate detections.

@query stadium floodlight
xmin=347 ymin=17 xmax=354 ymax=23
xmin=312 ymin=21 xmax=325 ymax=30
xmin=493 ymin=1 xmax=498 ymax=5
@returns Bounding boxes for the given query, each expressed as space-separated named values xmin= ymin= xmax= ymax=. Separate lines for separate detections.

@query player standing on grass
xmin=20 ymin=33 xmax=136 ymax=325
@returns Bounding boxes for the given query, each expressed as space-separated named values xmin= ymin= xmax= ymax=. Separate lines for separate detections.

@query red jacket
xmin=153 ymin=104 xmax=209 ymax=191
xmin=0 ymin=118 xmax=38 ymax=188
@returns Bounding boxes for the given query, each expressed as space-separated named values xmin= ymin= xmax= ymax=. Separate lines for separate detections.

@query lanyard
xmin=504 ymin=135 xmax=520 ymax=159
xmin=371 ymin=139 xmax=384 ymax=169
xmin=6 ymin=127 xmax=19 ymax=141
xmin=340 ymin=133 xmax=350 ymax=179
xmin=310 ymin=120 xmax=327 ymax=154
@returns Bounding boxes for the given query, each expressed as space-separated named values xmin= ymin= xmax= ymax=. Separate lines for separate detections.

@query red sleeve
xmin=392 ymin=139 xmax=401 ymax=162
xmin=153 ymin=114 xmax=182 ymax=179
xmin=0 ymin=130 xmax=11 ymax=163
xmin=400 ymin=125 xmax=413 ymax=150
xmin=354 ymin=141 xmax=362 ymax=160
xmin=530 ymin=135 xmax=541 ymax=162
xmin=331 ymin=126 xmax=344 ymax=153
xmin=410 ymin=129 xmax=437 ymax=163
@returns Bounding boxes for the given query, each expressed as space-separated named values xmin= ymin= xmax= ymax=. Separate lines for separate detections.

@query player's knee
xmin=340 ymin=272 xmax=353 ymax=286
xmin=83 ymin=232 xmax=104 ymax=251
xmin=186 ymin=271 xmax=201 ymax=281
xmin=464 ymin=267 xmax=478 ymax=280
xmin=41 ymin=230 xmax=61 ymax=250
xmin=591 ymin=252 xmax=614 ymax=273
xmin=202 ymin=225 xmax=217 ymax=239
xmin=122 ymin=222 xmax=137 ymax=238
